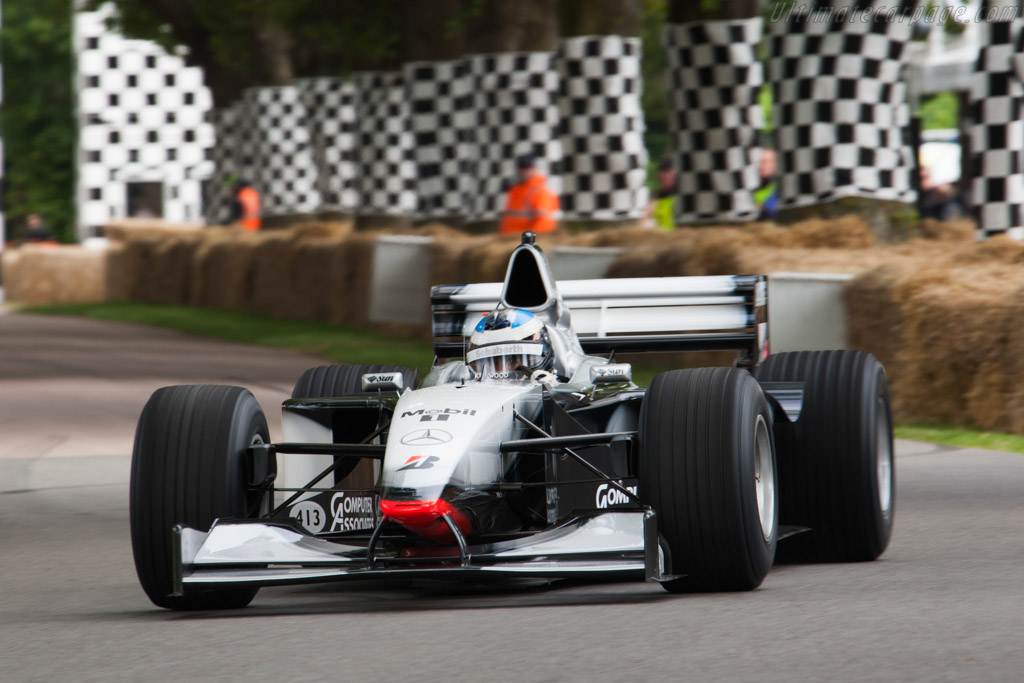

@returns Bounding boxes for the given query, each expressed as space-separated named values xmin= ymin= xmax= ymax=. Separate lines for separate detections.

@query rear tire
xmin=130 ymin=385 xmax=269 ymax=610
xmin=756 ymin=351 xmax=894 ymax=562
xmin=639 ymin=368 xmax=778 ymax=592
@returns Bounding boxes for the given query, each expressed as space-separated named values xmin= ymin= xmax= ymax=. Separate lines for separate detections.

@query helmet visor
xmin=466 ymin=342 xmax=547 ymax=380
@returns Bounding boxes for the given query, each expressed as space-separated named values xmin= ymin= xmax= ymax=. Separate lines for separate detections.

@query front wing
xmin=172 ymin=509 xmax=671 ymax=594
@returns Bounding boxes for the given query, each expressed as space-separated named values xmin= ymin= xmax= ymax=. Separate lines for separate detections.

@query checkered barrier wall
xmin=557 ymin=36 xmax=648 ymax=221
xmin=663 ymin=20 xmax=764 ymax=223
xmin=353 ymin=71 xmax=417 ymax=216
xmin=74 ymin=7 xmax=214 ymax=239
xmin=462 ymin=52 xmax=563 ymax=222
xmin=297 ymin=77 xmax=358 ymax=212
xmin=403 ymin=61 xmax=465 ymax=218
xmin=766 ymin=8 xmax=916 ymax=210
xmin=970 ymin=13 xmax=1024 ymax=239
xmin=242 ymin=86 xmax=320 ymax=216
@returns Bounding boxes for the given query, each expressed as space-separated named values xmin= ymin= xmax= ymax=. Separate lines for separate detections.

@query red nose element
xmin=380 ymin=499 xmax=471 ymax=542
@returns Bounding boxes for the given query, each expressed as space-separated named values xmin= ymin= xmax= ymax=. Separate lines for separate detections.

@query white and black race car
xmin=130 ymin=232 xmax=894 ymax=610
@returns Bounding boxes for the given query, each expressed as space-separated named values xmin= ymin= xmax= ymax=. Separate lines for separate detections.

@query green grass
xmin=24 ymin=301 xmax=1024 ymax=454
xmin=24 ymin=301 xmax=436 ymax=374
xmin=894 ymin=423 xmax=1024 ymax=455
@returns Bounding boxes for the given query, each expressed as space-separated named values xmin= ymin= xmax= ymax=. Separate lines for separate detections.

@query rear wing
xmin=431 ymin=275 xmax=769 ymax=367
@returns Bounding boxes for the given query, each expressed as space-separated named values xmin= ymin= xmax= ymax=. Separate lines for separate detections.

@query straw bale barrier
xmin=1 ymin=246 xmax=108 ymax=305
xmin=22 ymin=215 xmax=1024 ymax=434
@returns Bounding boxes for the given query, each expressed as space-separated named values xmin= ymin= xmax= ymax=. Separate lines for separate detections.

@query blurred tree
xmin=462 ymin=0 xmax=559 ymax=52
xmin=641 ymin=0 xmax=669 ymax=169
xmin=86 ymin=0 xmax=409 ymax=105
xmin=559 ymin=0 xmax=642 ymax=35
xmin=668 ymin=0 xmax=762 ymax=21
xmin=2 ymin=0 xmax=76 ymax=242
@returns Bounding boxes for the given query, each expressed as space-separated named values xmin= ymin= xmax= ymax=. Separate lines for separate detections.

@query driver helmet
xmin=467 ymin=308 xmax=553 ymax=380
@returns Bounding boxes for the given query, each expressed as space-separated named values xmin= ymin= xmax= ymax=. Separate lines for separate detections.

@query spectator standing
xmin=230 ymin=179 xmax=262 ymax=232
xmin=499 ymin=155 xmax=559 ymax=235
xmin=920 ymin=167 xmax=963 ymax=221
xmin=754 ymin=148 xmax=779 ymax=221
xmin=23 ymin=214 xmax=57 ymax=245
xmin=647 ymin=157 xmax=677 ymax=231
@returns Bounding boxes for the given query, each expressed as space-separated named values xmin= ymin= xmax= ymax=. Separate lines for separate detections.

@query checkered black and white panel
xmin=403 ymin=61 xmax=464 ymax=218
xmin=557 ymin=36 xmax=648 ymax=221
xmin=970 ymin=13 xmax=1024 ymax=239
xmin=296 ymin=77 xmax=357 ymax=212
xmin=242 ymin=86 xmax=320 ymax=216
xmin=664 ymin=20 xmax=764 ymax=223
xmin=74 ymin=7 xmax=214 ymax=239
xmin=353 ymin=71 xmax=417 ymax=215
xmin=767 ymin=9 xmax=916 ymax=210
xmin=204 ymin=105 xmax=243 ymax=225
xmin=462 ymin=53 xmax=562 ymax=222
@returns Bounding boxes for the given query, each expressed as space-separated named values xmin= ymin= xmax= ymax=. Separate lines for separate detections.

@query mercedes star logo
xmin=400 ymin=429 xmax=454 ymax=446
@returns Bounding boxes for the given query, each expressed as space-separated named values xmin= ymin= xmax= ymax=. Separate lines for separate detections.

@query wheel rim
xmin=876 ymin=403 xmax=893 ymax=518
xmin=753 ymin=414 xmax=776 ymax=541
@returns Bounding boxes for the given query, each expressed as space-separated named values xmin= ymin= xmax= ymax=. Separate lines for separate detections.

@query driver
xmin=466 ymin=308 xmax=555 ymax=381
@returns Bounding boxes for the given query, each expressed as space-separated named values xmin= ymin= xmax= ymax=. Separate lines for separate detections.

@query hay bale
xmin=896 ymin=265 xmax=1024 ymax=426
xmin=998 ymin=286 xmax=1024 ymax=433
xmin=429 ymin=235 xmax=490 ymax=287
xmin=246 ymin=232 xmax=295 ymax=317
xmin=144 ymin=233 xmax=202 ymax=305
xmin=191 ymin=232 xmax=260 ymax=310
xmin=770 ymin=215 xmax=875 ymax=249
xmin=1 ymin=246 xmax=108 ymax=305
xmin=413 ymin=223 xmax=466 ymax=241
xmin=104 ymin=219 xmax=205 ymax=242
xmin=919 ymin=218 xmax=975 ymax=242
xmin=104 ymin=242 xmax=134 ymax=300
xmin=336 ymin=232 xmax=381 ymax=327
xmin=290 ymin=221 xmax=354 ymax=241
xmin=1 ymin=250 xmax=23 ymax=300
xmin=283 ymin=238 xmax=348 ymax=323
xmin=461 ymin=236 xmax=522 ymax=284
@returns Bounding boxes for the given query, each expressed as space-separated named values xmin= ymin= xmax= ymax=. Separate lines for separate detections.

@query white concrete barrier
xmin=368 ymin=235 xmax=434 ymax=325
xmin=768 ymin=272 xmax=854 ymax=352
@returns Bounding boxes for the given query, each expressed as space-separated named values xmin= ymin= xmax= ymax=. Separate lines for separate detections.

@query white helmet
xmin=467 ymin=308 xmax=553 ymax=380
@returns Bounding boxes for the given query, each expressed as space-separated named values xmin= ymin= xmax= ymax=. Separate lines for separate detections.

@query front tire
xmin=639 ymin=368 xmax=778 ymax=592
xmin=130 ymin=385 xmax=269 ymax=610
xmin=756 ymin=351 xmax=894 ymax=562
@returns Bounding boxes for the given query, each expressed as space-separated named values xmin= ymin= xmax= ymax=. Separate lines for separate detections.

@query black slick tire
xmin=639 ymin=367 xmax=778 ymax=592
xmin=130 ymin=385 xmax=269 ymax=610
xmin=292 ymin=364 xmax=419 ymax=401
xmin=756 ymin=351 xmax=894 ymax=562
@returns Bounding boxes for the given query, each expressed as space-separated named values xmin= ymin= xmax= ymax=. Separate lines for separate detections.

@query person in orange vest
xmin=230 ymin=179 xmax=262 ymax=232
xmin=498 ymin=154 xmax=559 ymax=235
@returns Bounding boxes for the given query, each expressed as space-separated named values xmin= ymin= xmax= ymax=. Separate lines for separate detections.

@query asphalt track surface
xmin=2 ymin=312 xmax=1023 ymax=682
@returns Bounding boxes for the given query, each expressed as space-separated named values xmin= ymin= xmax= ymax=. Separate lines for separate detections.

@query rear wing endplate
xmin=431 ymin=275 xmax=768 ymax=367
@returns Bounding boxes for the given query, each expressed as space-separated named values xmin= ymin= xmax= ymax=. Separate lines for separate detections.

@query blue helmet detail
xmin=474 ymin=308 xmax=536 ymax=333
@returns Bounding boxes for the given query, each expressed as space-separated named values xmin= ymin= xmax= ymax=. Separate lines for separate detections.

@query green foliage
xmin=759 ymin=83 xmax=772 ymax=135
xmin=919 ymin=91 xmax=959 ymax=131
xmin=894 ymin=423 xmax=1024 ymax=455
xmin=642 ymin=0 xmax=669 ymax=166
xmin=1 ymin=0 xmax=76 ymax=242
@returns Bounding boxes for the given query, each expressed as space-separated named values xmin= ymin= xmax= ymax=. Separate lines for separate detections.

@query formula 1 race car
xmin=130 ymin=232 xmax=895 ymax=610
